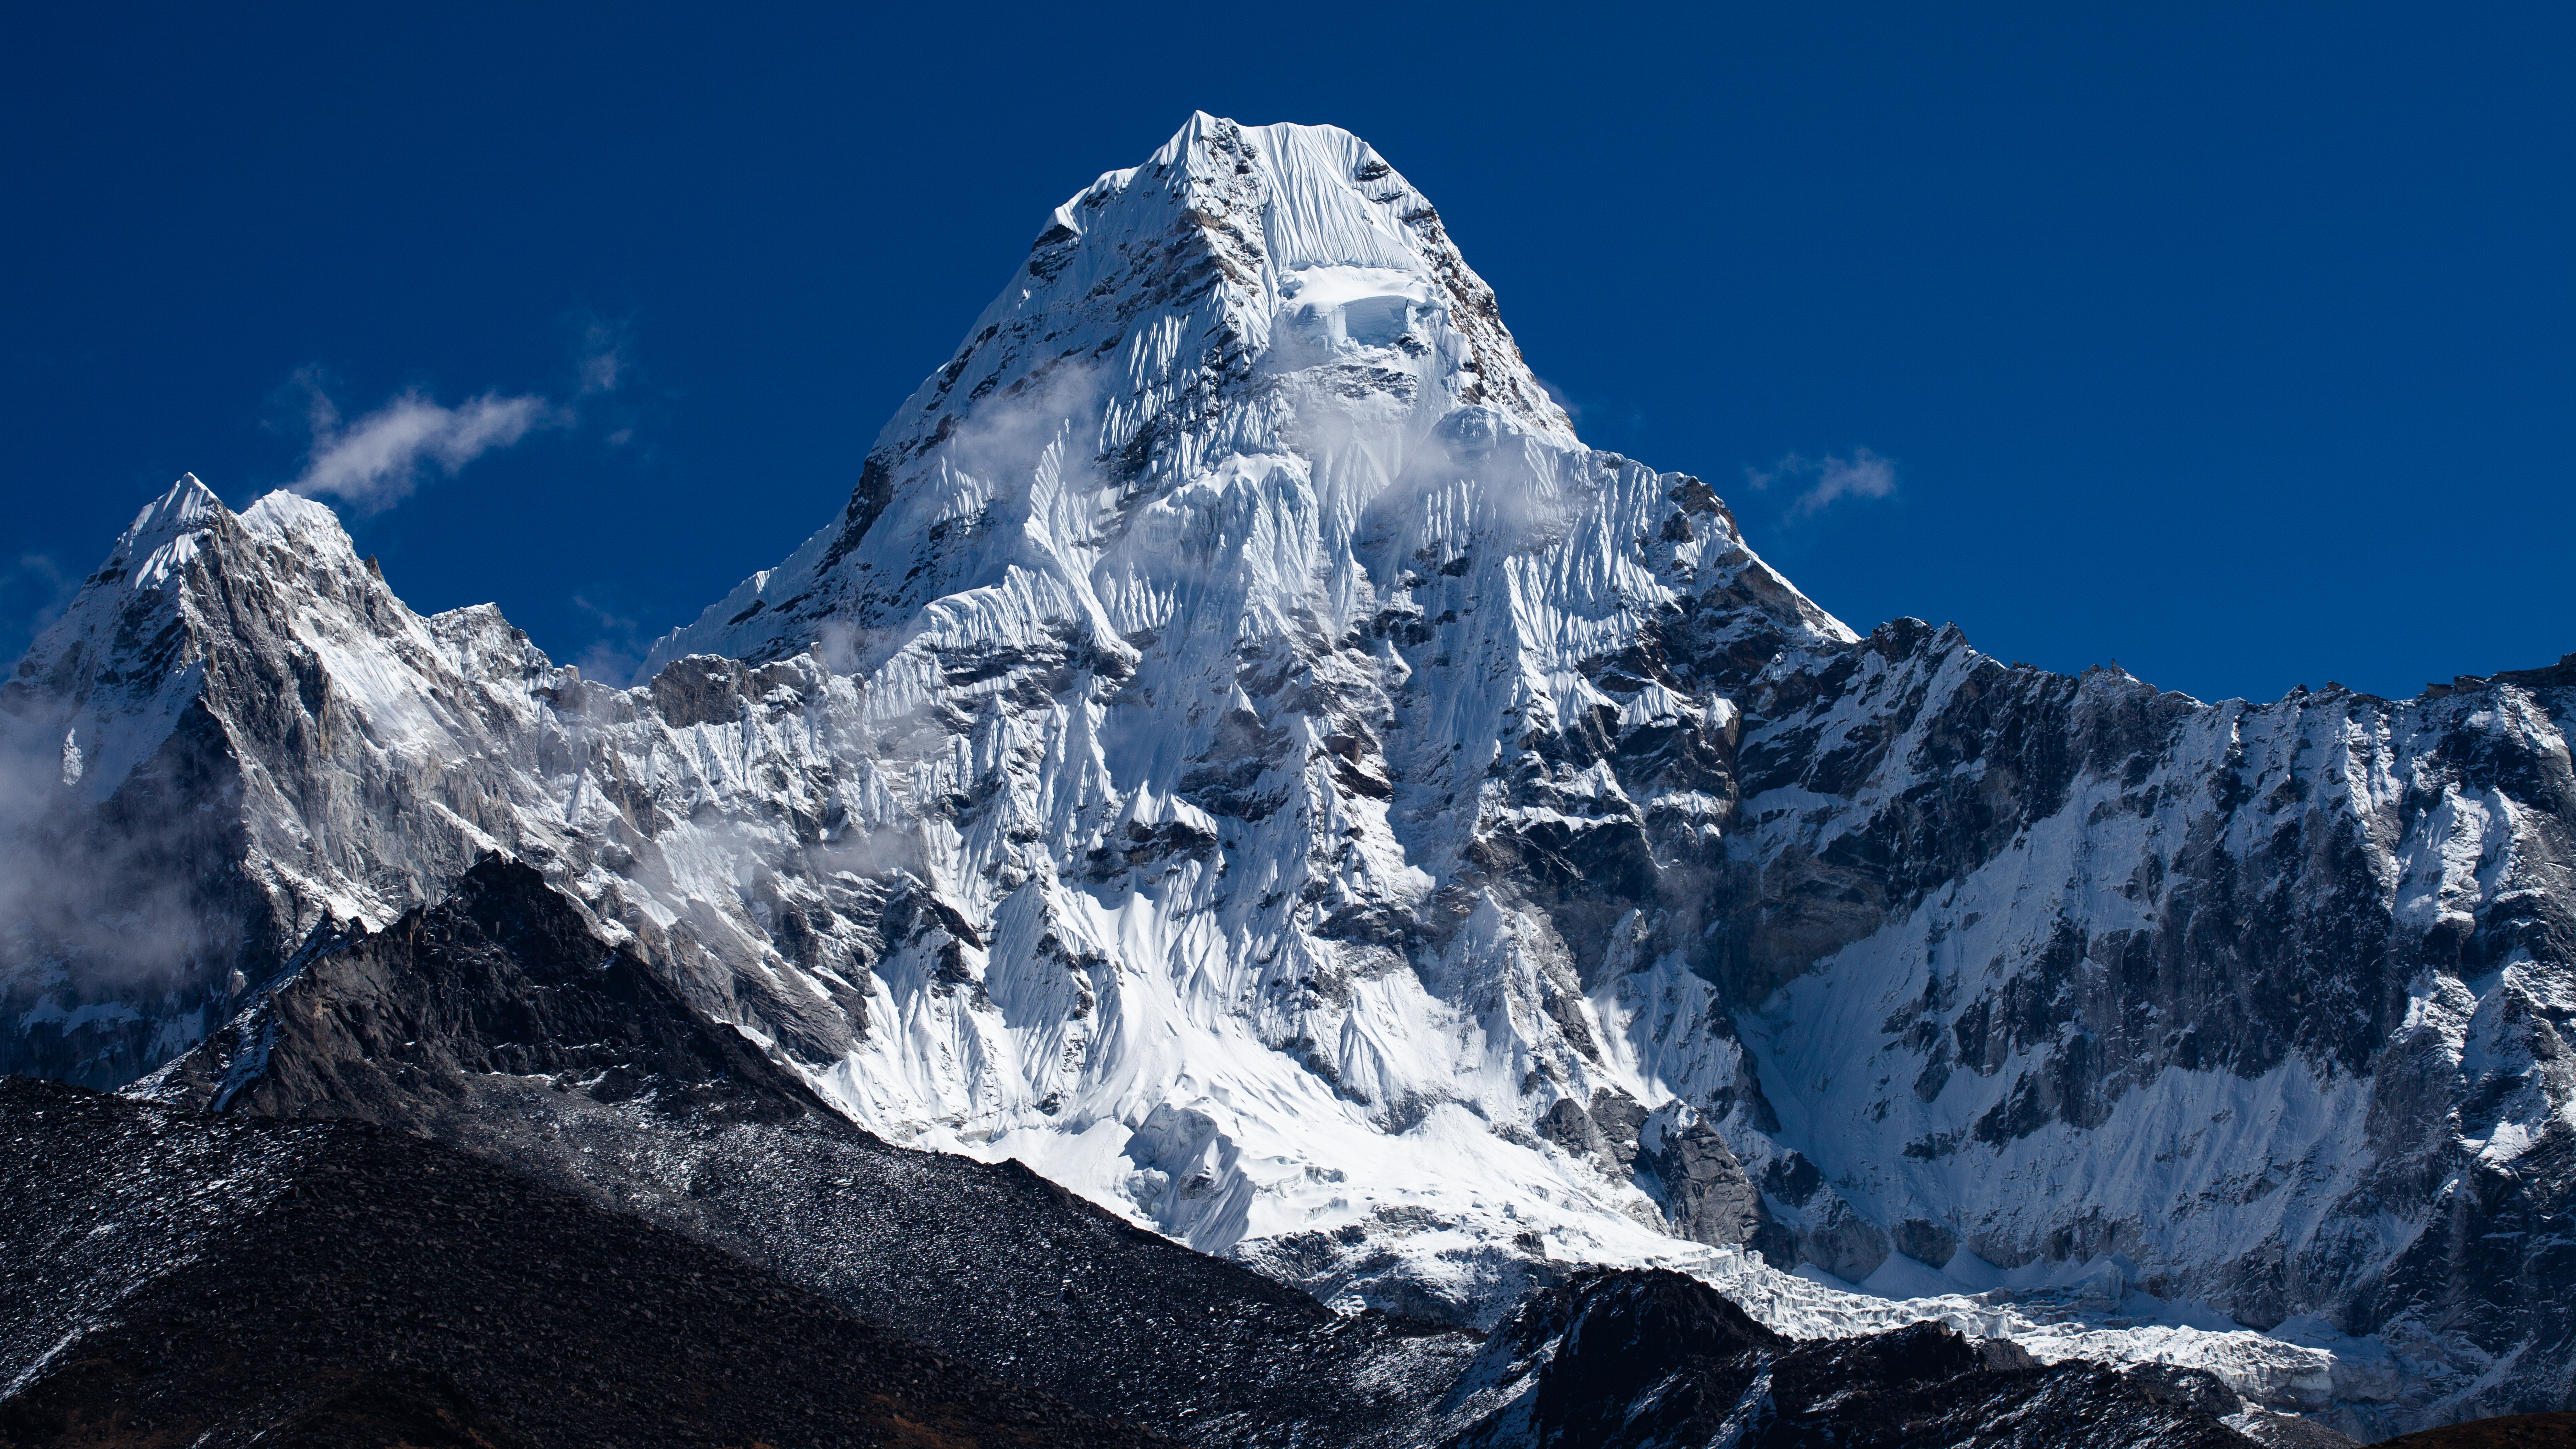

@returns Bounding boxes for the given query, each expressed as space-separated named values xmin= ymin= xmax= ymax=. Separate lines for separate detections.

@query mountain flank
xmin=0 ymin=1076 xmax=1170 ymax=1449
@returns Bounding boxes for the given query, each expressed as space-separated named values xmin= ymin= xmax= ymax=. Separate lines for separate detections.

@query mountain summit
xmin=644 ymin=114 xmax=1603 ymax=675
xmin=5 ymin=116 xmax=2570 ymax=1439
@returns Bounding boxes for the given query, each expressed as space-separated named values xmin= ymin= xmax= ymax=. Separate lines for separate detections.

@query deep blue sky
xmin=5 ymin=4 xmax=2568 ymax=701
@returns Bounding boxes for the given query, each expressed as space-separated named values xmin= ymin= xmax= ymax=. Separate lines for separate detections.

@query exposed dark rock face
xmin=1436 ymin=1267 xmax=2261 ymax=1448
xmin=2122 ymin=1364 xmax=2368 ymax=1448
xmin=144 ymin=855 xmax=822 ymax=1128
xmin=0 ymin=1077 xmax=1169 ymax=1449
xmin=1638 ymin=1101 xmax=1763 ymax=1245
xmin=1892 ymin=1217 xmax=1959 ymax=1268
xmin=2374 ymin=1411 xmax=2576 ymax=1448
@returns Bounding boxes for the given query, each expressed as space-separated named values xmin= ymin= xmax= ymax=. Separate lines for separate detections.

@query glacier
xmin=3 ymin=113 xmax=2569 ymax=1438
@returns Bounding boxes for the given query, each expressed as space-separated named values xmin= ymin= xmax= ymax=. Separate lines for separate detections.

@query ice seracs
xmin=5 ymin=115 xmax=2571 ymax=1439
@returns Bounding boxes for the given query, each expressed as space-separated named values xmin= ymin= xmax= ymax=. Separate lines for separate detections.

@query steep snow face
xmin=5 ymin=116 xmax=2571 ymax=1436
xmin=616 ymin=114 xmax=1863 ymax=1318
xmin=642 ymin=115 xmax=1595 ymax=676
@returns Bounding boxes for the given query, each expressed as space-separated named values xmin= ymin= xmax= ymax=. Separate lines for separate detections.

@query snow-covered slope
xmin=4 ymin=115 xmax=2568 ymax=1437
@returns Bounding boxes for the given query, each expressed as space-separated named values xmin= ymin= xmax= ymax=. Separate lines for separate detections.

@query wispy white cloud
xmin=288 ymin=371 xmax=567 ymax=511
xmin=0 ymin=553 xmax=79 ymax=666
xmin=281 ymin=316 xmax=643 ymax=511
xmin=1746 ymin=446 xmax=1898 ymax=519
xmin=572 ymin=319 xmax=647 ymax=450
xmin=576 ymin=320 xmax=629 ymax=398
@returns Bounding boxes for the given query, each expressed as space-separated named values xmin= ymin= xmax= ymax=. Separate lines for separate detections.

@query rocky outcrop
xmin=1638 ymin=1101 xmax=1763 ymax=1245
xmin=0 ymin=1077 xmax=1171 ymax=1449
xmin=1435 ymin=1267 xmax=2260 ymax=1448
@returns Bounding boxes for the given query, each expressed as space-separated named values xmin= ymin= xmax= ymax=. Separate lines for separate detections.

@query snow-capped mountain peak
xmin=7 ymin=117 xmax=2572 ymax=1439
xmin=6 ymin=473 xmax=230 ymax=805
xmin=640 ymin=114 xmax=1593 ymax=676
xmin=120 ymin=471 xmax=224 ymax=554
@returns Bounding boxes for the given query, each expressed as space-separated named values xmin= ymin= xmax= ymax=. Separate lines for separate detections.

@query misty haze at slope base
xmin=2 ymin=117 xmax=2570 ymax=1442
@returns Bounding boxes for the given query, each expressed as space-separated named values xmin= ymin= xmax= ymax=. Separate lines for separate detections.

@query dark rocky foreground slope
xmin=2374 ymin=1414 xmax=2576 ymax=1449
xmin=0 ymin=1077 xmax=1167 ymax=1449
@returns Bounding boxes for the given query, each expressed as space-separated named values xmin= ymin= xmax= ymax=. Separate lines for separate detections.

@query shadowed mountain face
xmin=2373 ymin=1413 xmax=2576 ymax=1449
xmin=3 ymin=113 xmax=2571 ymax=1436
xmin=0 ymin=1077 xmax=1170 ymax=1449
xmin=1439 ymin=1268 xmax=2277 ymax=1449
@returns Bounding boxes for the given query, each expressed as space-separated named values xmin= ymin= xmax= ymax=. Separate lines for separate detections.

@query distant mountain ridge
xmin=4 ymin=114 xmax=2569 ymax=1438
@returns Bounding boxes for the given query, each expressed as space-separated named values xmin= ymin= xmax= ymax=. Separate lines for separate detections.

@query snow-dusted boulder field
xmin=5 ymin=115 xmax=2567 ymax=1438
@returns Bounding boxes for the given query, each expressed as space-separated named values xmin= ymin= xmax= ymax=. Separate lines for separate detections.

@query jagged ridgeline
xmin=2 ymin=114 xmax=2569 ymax=1438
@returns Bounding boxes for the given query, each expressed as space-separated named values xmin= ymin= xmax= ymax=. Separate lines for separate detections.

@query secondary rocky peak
xmin=36 ymin=473 xmax=228 ymax=652
xmin=125 ymin=469 xmax=224 ymax=539
xmin=238 ymin=484 xmax=351 ymax=542
xmin=5 ymin=475 xmax=236 ymax=790
xmin=0 ymin=471 xmax=574 ymax=1086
